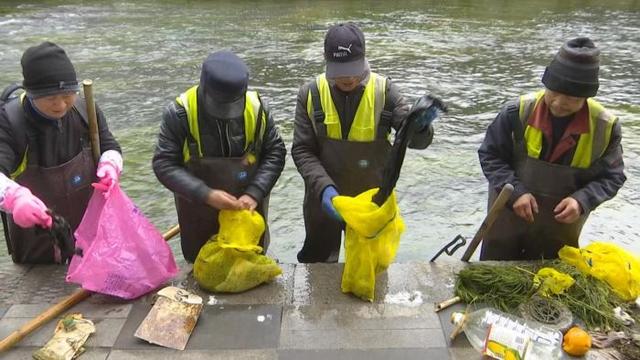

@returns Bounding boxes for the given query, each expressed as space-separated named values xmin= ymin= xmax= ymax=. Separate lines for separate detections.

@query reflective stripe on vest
xmin=519 ymin=90 xmax=616 ymax=168
xmin=176 ymin=85 xmax=265 ymax=162
xmin=306 ymin=72 xmax=386 ymax=142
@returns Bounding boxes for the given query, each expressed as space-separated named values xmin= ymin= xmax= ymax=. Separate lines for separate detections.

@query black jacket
xmin=478 ymin=100 xmax=626 ymax=213
xmin=152 ymin=95 xmax=286 ymax=204
xmin=0 ymin=97 xmax=121 ymax=176
xmin=291 ymin=75 xmax=434 ymax=197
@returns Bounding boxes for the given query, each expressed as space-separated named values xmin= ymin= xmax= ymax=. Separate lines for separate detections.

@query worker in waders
xmin=0 ymin=42 xmax=123 ymax=264
xmin=291 ymin=23 xmax=438 ymax=263
xmin=153 ymin=50 xmax=286 ymax=262
xmin=478 ymin=37 xmax=626 ymax=260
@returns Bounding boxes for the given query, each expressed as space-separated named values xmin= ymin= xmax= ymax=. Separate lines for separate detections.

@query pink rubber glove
xmin=95 ymin=150 xmax=122 ymax=196
xmin=96 ymin=162 xmax=119 ymax=190
xmin=2 ymin=186 xmax=52 ymax=229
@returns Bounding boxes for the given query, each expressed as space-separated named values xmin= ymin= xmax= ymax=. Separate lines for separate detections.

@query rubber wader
xmin=6 ymin=146 xmax=95 ymax=264
xmin=174 ymin=154 xmax=269 ymax=263
xmin=297 ymin=137 xmax=390 ymax=263
xmin=480 ymin=155 xmax=593 ymax=260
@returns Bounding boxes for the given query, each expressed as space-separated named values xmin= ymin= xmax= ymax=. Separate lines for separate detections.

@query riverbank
xmin=3 ymin=259 xmax=623 ymax=359
xmin=0 ymin=260 xmax=477 ymax=359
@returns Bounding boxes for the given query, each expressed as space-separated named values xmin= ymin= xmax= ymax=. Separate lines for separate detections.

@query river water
xmin=0 ymin=0 xmax=638 ymax=263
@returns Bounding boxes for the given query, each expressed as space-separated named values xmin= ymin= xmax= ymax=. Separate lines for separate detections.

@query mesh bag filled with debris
xmin=194 ymin=210 xmax=282 ymax=292
xmin=333 ymin=188 xmax=404 ymax=301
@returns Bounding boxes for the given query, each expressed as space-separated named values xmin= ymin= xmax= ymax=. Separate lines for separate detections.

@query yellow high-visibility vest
xmin=306 ymin=72 xmax=386 ymax=142
xmin=176 ymin=85 xmax=265 ymax=162
xmin=519 ymin=90 xmax=616 ymax=168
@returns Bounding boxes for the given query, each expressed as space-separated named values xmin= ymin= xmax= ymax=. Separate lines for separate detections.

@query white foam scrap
xmin=383 ymin=291 xmax=424 ymax=306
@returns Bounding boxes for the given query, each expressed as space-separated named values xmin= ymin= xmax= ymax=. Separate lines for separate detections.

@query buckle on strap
xmin=380 ymin=109 xmax=393 ymax=123
xmin=313 ymin=110 xmax=325 ymax=123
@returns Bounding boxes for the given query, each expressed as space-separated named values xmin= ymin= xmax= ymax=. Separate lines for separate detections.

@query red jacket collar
xmin=528 ymin=99 xmax=590 ymax=163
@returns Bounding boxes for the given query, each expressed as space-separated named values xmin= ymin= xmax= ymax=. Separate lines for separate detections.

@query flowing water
xmin=0 ymin=0 xmax=638 ymax=263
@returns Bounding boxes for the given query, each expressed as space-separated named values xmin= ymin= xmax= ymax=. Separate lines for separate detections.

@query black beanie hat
xmin=21 ymin=41 xmax=79 ymax=98
xmin=541 ymin=37 xmax=600 ymax=98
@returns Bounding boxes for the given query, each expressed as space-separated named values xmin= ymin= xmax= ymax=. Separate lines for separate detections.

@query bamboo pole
xmin=82 ymin=79 xmax=101 ymax=163
xmin=0 ymin=225 xmax=180 ymax=353
xmin=0 ymin=288 xmax=91 ymax=351
xmin=434 ymin=296 xmax=462 ymax=312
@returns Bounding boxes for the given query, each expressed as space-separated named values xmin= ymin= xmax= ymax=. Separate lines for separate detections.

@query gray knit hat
xmin=541 ymin=37 xmax=600 ymax=97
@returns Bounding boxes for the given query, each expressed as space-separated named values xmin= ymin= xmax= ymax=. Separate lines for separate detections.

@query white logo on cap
xmin=333 ymin=44 xmax=352 ymax=58
xmin=337 ymin=44 xmax=352 ymax=53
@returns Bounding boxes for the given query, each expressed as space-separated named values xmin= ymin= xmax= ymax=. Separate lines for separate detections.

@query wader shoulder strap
xmin=0 ymin=84 xmax=23 ymax=103
xmin=175 ymin=102 xmax=200 ymax=160
xmin=309 ymin=81 xmax=327 ymax=138
xmin=71 ymin=98 xmax=92 ymax=150
xmin=380 ymin=79 xmax=393 ymax=124
xmin=5 ymin=99 xmax=26 ymax=136
xmin=376 ymin=80 xmax=394 ymax=139
xmin=252 ymin=95 xmax=265 ymax=159
xmin=4 ymin=99 xmax=29 ymax=173
xmin=72 ymin=97 xmax=89 ymax=125
xmin=508 ymin=102 xmax=527 ymax=162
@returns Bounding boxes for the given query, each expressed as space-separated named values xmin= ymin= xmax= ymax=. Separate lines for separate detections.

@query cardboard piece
xmin=134 ymin=286 xmax=203 ymax=350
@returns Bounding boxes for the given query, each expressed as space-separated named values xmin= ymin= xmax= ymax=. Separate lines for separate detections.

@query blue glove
xmin=415 ymin=106 xmax=439 ymax=132
xmin=321 ymin=185 xmax=343 ymax=222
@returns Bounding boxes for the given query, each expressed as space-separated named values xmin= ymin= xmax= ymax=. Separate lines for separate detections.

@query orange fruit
xmin=562 ymin=326 xmax=592 ymax=356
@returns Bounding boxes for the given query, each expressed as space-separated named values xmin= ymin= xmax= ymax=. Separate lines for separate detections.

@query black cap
xmin=21 ymin=41 xmax=79 ymax=98
xmin=199 ymin=50 xmax=249 ymax=119
xmin=541 ymin=37 xmax=600 ymax=98
xmin=324 ymin=23 xmax=366 ymax=78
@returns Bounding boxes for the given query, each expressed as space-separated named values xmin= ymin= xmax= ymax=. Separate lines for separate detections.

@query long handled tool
xmin=0 ymin=224 xmax=180 ymax=353
xmin=430 ymin=184 xmax=513 ymax=262
xmin=82 ymin=79 xmax=101 ymax=163
xmin=460 ymin=184 xmax=513 ymax=261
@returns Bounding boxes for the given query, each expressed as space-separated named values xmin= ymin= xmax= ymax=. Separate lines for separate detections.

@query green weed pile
xmin=454 ymin=261 xmax=633 ymax=330
xmin=454 ymin=264 xmax=537 ymax=312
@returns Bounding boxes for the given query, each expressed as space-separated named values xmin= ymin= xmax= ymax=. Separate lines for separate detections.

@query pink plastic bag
xmin=66 ymin=184 xmax=178 ymax=299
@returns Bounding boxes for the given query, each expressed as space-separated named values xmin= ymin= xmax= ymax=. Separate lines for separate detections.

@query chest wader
xmin=175 ymin=133 xmax=269 ymax=263
xmin=2 ymin=100 xmax=96 ymax=264
xmin=297 ymin=77 xmax=391 ymax=263
xmin=480 ymin=110 xmax=597 ymax=261
xmin=6 ymin=144 xmax=95 ymax=264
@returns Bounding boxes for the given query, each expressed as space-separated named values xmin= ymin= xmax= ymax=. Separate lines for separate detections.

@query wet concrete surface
xmin=0 ymin=260 xmax=552 ymax=359
xmin=114 ymin=303 xmax=282 ymax=350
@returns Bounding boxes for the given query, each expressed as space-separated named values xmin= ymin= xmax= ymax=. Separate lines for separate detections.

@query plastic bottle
xmin=451 ymin=308 xmax=566 ymax=360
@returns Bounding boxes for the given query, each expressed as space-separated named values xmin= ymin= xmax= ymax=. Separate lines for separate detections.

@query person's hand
xmin=513 ymin=193 xmax=538 ymax=223
xmin=415 ymin=106 xmax=439 ymax=131
xmin=2 ymin=186 xmax=52 ymax=228
xmin=408 ymin=94 xmax=447 ymax=131
xmin=554 ymin=197 xmax=582 ymax=224
xmin=238 ymin=194 xmax=258 ymax=211
xmin=206 ymin=189 xmax=243 ymax=210
xmin=95 ymin=150 xmax=123 ymax=196
xmin=95 ymin=162 xmax=119 ymax=195
xmin=321 ymin=185 xmax=343 ymax=222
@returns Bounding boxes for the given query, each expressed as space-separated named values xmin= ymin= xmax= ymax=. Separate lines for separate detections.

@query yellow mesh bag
xmin=193 ymin=210 xmax=282 ymax=293
xmin=559 ymin=242 xmax=640 ymax=301
xmin=533 ymin=267 xmax=575 ymax=297
xmin=333 ymin=188 xmax=405 ymax=301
